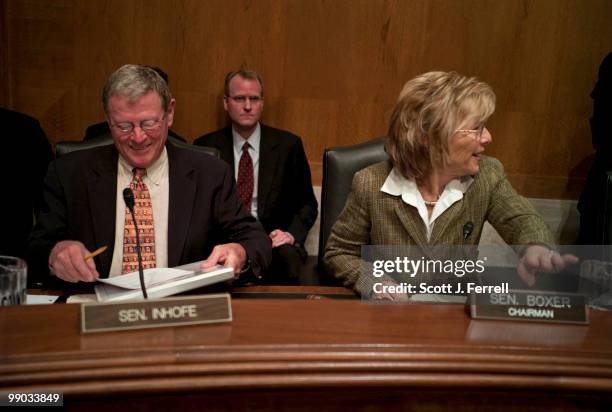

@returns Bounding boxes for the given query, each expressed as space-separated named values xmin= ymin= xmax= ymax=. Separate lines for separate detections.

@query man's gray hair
xmin=102 ymin=64 xmax=172 ymax=114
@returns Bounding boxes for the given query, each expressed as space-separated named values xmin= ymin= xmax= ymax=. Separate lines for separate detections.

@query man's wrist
xmin=240 ymin=258 xmax=251 ymax=274
xmin=287 ymin=231 xmax=296 ymax=245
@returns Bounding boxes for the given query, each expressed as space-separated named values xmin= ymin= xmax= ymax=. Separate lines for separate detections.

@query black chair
xmin=316 ymin=137 xmax=388 ymax=284
xmin=55 ymin=134 xmax=220 ymax=158
xmin=55 ymin=134 xmax=113 ymax=158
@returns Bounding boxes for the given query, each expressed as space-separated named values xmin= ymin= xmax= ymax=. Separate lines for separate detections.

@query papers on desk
xmin=66 ymin=294 xmax=98 ymax=304
xmin=97 ymin=268 xmax=193 ymax=289
xmin=26 ymin=295 xmax=59 ymax=305
xmin=94 ymin=263 xmax=234 ymax=302
xmin=409 ymin=293 xmax=467 ymax=304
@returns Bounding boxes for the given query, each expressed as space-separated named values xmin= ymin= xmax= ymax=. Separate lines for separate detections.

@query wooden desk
xmin=2 ymin=288 xmax=612 ymax=410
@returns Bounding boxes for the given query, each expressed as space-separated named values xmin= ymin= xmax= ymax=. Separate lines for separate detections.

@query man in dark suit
xmin=27 ymin=64 xmax=271 ymax=285
xmin=0 ymin=108 xmax=52 ymax=259
xmin=194 ymin=70 xmax=318 ymax=284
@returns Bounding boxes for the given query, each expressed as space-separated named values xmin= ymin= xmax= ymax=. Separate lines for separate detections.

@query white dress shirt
xmin=109 ymin=148 xmax=170 ymax=276
xmin=380 ymin=167 xmax=473 ymax=241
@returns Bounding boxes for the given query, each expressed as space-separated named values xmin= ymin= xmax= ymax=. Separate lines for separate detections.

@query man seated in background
xmin=83 ymin=66 xmax=185 ymax=142
xmin=27 ymin=64 xmax=271 ymax=285
xmin=194 ymin=69 xmax=318 ymax=285
xmin=0 ymin=108 xmax=52 ymax=259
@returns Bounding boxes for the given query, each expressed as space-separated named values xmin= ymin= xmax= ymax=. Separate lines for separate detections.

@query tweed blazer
xmin=324 ymin=156 xmax=555 ymax=296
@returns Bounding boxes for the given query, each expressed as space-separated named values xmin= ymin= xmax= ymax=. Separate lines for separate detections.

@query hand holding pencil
xmin=49 ymin=240 xmax=104 ymax=283
xmin=84 ymin=246 xmax=108 ymax=262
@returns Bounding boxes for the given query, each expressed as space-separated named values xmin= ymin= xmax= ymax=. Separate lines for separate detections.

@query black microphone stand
xmin=131 ymin=214 xmax=148 ymax=299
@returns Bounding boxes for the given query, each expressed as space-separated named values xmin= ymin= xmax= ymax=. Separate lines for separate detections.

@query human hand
xmin=201 ymin=243 xmax=247 ymax=278
xmin=517 ymin=245 xmax=579 ymax=286
xmin=49 ymin=240 xmax=100 ymax=283
xmin=371 ymin=279 xmax=410 ymax=302
xmin=269 ymin=229 xmax=295 ymax=248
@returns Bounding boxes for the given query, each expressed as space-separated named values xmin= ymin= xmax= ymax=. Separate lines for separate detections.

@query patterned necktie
xmin=122 ymin=168 xmax=156 ymax=274
xmin=236 ymin=142 xmax=254 ymax=212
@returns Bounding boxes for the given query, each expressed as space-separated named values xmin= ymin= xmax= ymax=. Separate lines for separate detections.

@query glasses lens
xmin=479 ymin=124 xmax=486 ymax=137
xmin=116 ymin=123 xmax=133 ymax=133
xmin=141 ymin=120 xmax=159 ymax=131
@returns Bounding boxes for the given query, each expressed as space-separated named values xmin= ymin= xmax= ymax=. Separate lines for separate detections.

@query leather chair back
xmin=55 ymin=135 xmax=113 ymax=158
xmin=55 ymin=134 xmax=220 ymax=158
xmin=318 ymin=137 xmax=388 ymax=271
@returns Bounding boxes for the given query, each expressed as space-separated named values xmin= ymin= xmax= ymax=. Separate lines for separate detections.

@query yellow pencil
xmin=83 ymin=245 xmax=108 ymax=261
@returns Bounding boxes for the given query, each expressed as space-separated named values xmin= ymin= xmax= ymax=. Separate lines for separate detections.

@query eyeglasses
xmin=456 ymin=124 xmax=486 ymax=139
xmin=227 ymin=95 xmax=263 ymax=104
xmin=111 ymin=116 xmax=165 ymax=135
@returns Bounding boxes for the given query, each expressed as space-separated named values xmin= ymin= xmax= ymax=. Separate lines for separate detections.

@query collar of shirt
xmin=380 ymin=167 xmax=473 ymax=239
xmin=118 ymin=146 xmax=168 ymax=187
xmin=232 ymin=123 xmax=261 ymax=154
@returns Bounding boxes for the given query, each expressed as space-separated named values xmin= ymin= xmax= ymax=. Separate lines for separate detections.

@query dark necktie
xmin=122 ymin=168 xmax=156 ymax=274
xmin=236 ymin=142 xmax=254 ymax=213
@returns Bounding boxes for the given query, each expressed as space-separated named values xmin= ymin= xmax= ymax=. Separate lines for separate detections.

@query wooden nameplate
xmin=470 ymin=290 xmax=588 ymax=325
xmin=80 ymin=293 xmax=232 ymax=333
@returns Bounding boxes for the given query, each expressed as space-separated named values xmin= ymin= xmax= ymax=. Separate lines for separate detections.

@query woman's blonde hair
xmin=386 ymin=71 xmax=496 ymax=180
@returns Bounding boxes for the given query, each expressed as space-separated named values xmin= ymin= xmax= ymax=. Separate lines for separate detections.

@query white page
xmin=97 ymin=267 xmax=193 ymax=290
xmin=94 ymin=265 xmax=233 ymax=302
xmin=26 ymin=295 xmax=59 ymax=305
xmin=66 ymin=294 xmax=98 ymax=303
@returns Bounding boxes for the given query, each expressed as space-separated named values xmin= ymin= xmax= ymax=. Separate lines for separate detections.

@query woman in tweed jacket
xmin=324 ymin=71 xmax=577 ymax=299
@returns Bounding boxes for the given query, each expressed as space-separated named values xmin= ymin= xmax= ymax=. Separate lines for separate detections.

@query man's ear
xmin=223 ymin=96 xmax=229 ymax=112
xmin=166 ymin=98 xmax=177 ymax=127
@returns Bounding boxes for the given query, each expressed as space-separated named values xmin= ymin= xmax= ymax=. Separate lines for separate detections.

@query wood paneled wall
xmin=0 ymin=0 xmax=8 ymax=108
xmin=3 ymin=0 xmax=612 ymax=198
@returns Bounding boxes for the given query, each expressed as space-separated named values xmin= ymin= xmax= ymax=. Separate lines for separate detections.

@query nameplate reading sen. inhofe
xmin=80 ymin=293 xmax=232 ymax=333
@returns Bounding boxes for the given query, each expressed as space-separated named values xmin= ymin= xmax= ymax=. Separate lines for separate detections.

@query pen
xmin=83 ymin=246 xmax=108 ymax=261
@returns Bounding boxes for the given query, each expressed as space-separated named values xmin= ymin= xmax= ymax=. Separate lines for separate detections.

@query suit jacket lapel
xmin=392 ymin=196 xmax=467 ymax=245
xmin=87 ymin=147 xmax=118 ymax=275
xmin=167 ymin=143 xmax=197 ymax=267
xmin=429 ymin=200 xmax=465 ymax=244
xmin=394 ymin=201 xmax=428 ymax=246
xmin=219 ymin=128 xmax=235 ymax=169
xmin=257 ymin=125 xmax=279 ymax=218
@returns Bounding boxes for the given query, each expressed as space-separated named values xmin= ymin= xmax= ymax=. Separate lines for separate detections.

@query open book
xmin=94 ymin=261 xmax=234 ymax=302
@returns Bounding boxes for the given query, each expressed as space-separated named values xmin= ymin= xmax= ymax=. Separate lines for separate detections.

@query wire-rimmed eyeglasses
xmin=110 ymin=115 xmax=165 ymax=135
xmin=456 ymin=124 xmax=486 ymax=139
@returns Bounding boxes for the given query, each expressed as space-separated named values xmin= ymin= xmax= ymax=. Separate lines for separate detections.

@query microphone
xmin=123 ymin=188 xmax=148 ymax=299
xmin=463 ymin=221 xmax=474 ymax=240
xmin=123 ymin=187 xmax=134 ymax=210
